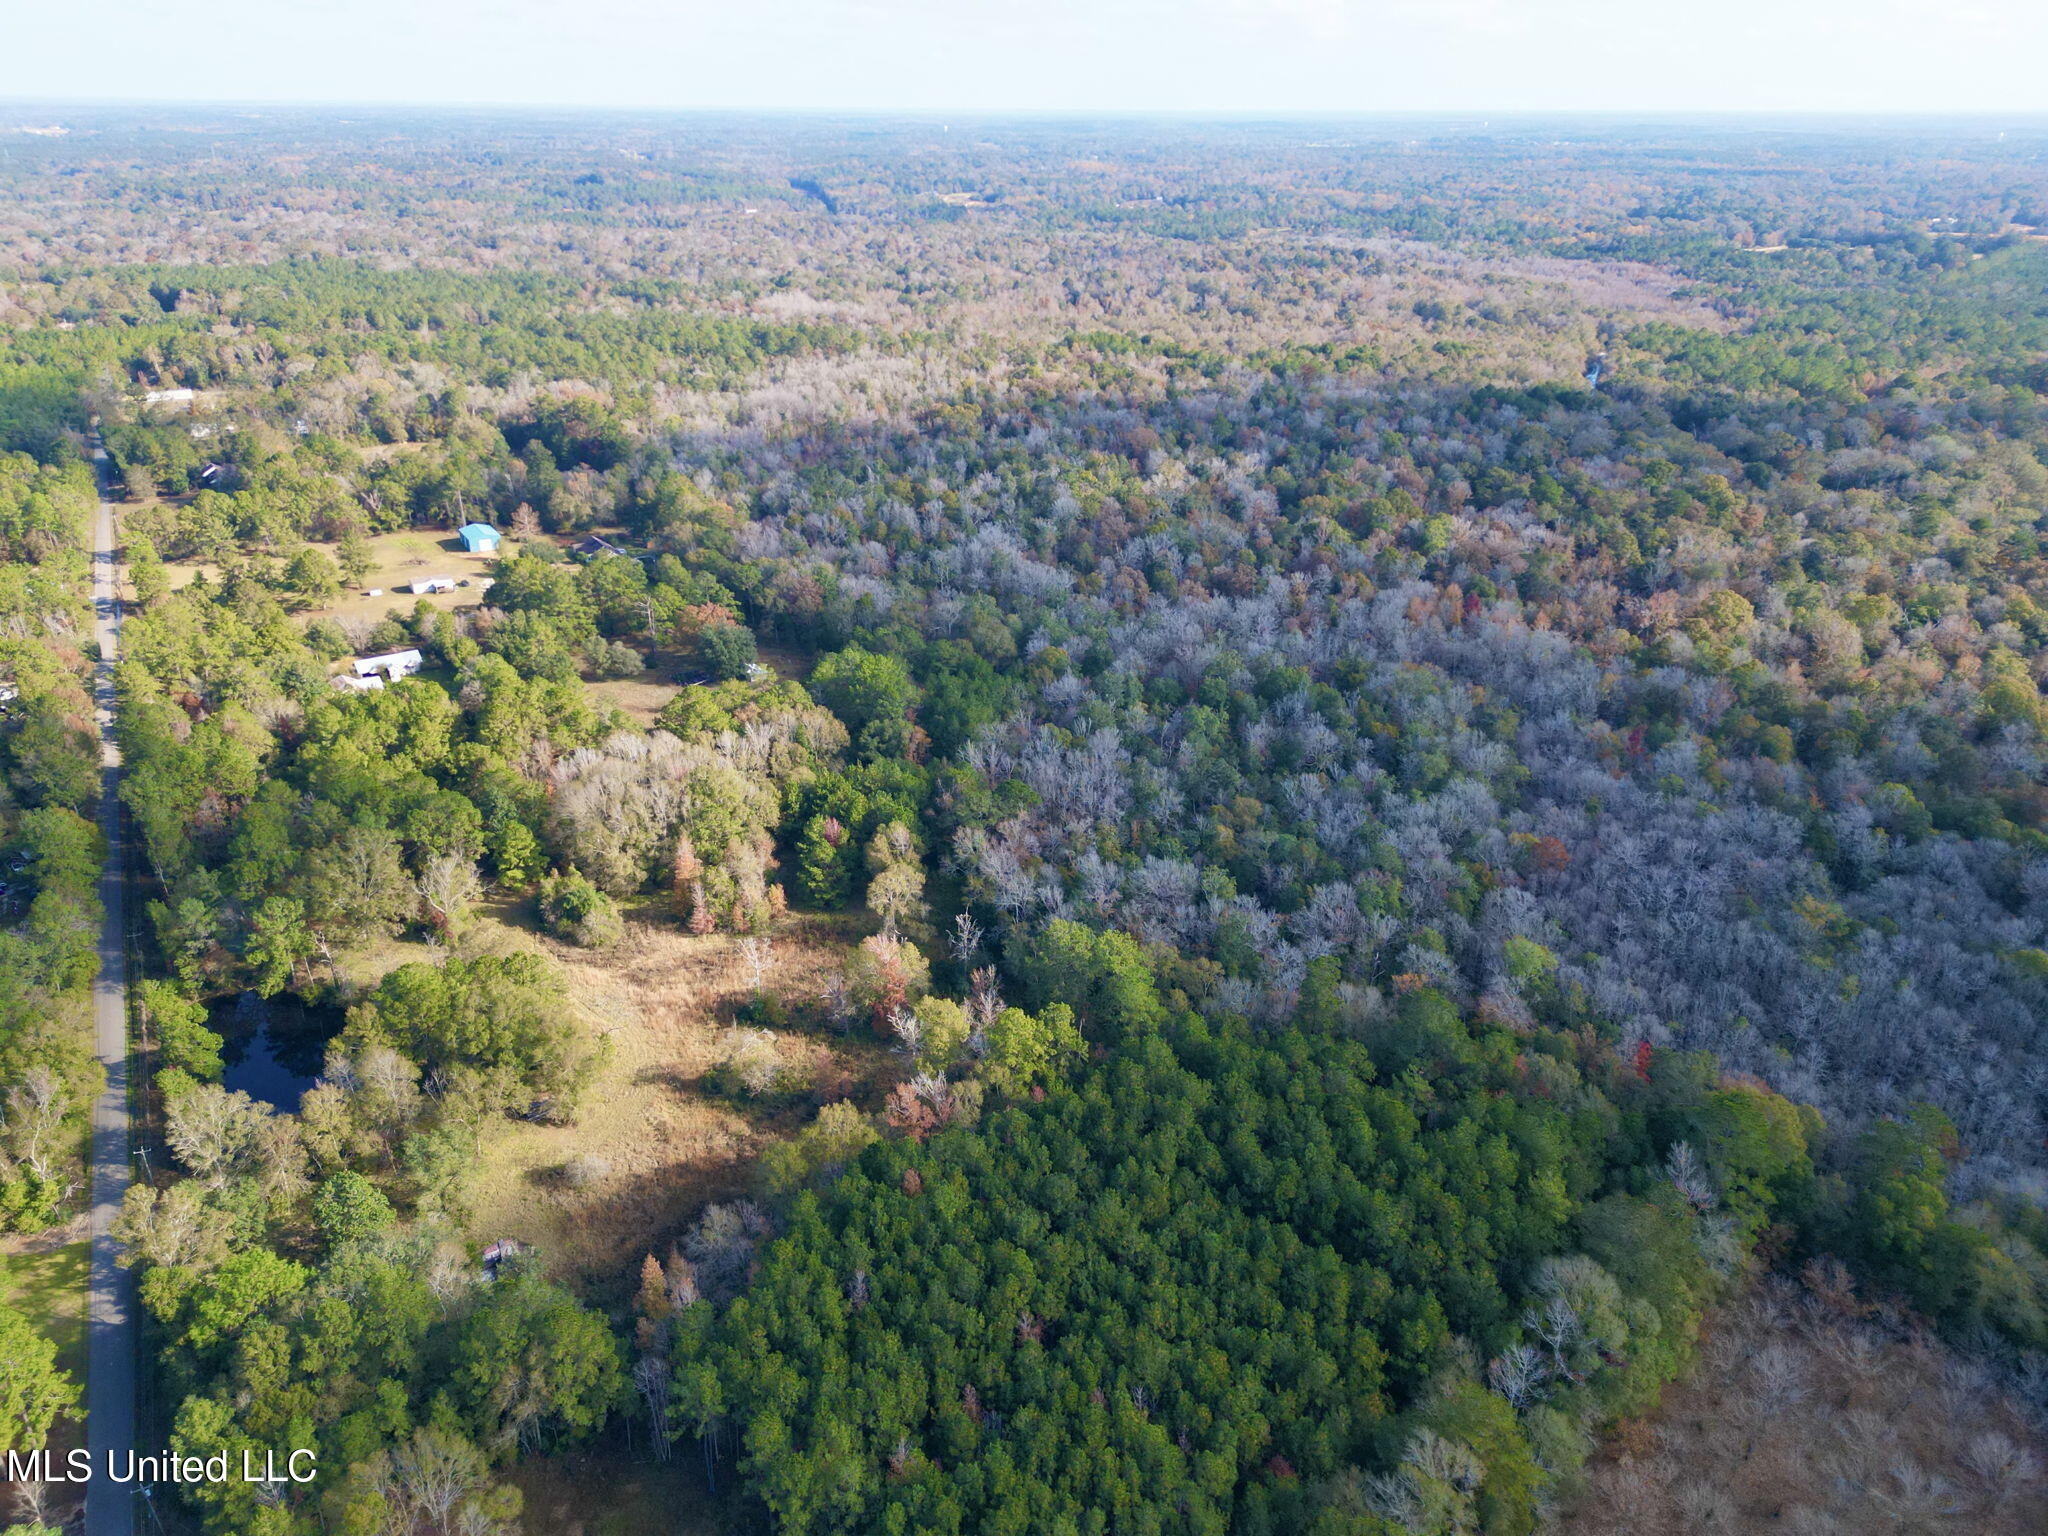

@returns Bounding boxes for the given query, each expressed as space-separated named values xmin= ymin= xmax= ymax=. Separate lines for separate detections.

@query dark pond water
xmin=212 ymin=992 xmax=344 ymax=1109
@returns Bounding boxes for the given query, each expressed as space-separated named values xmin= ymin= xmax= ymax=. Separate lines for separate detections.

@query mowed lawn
xmin=0 ymin=1232 xmax=88 ymax=1381
xmin=0 ymin=1230 xmax=90 ymax=1466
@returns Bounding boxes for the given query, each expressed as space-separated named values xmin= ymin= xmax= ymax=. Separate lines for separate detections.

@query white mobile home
xmin=351 ymin=649 xmax=423 ymax=682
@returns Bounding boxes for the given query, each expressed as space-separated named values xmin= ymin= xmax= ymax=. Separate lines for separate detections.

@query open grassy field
xmin=584 ymin=641 xmax=818 ymax=724
xmin=583 ymin=651 xmax=698 ymax=726
xmin=327 ymin=893 xmax=886 ymax=1303
xmin=282 ymin=890 xmax=885 ymax=1536
xmin=454 ymin=900 xmax=887 ymax=1300
xmin=313 ymin=528 xmax=509 ymax=627
xmin=0 ymin=1225 xmax=89 ymax=1384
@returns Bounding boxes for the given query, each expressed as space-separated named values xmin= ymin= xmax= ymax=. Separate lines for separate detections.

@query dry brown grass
xmin=586 ymin=645 xmax=813 ymax=725
xmin=582 ymin=653 xmax=694 ymax=725
xmin=453 ymin=901 xmax=885 ymax=1297
xmin=1557 ymin=1268 xmax=2048 ymax=1536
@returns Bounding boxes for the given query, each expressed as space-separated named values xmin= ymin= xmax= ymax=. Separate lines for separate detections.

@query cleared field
xmin=240 ymin=888 xmax=887 ymax=1535
xmin=586 ymin=643 xmax=818 ymax=724
xmin=330 ymin=895 xmax=886 ymax=1298
xmin=755 ymin=640 xmax=814 ymax=681
xmin=455 ymin=901 xmax=887 ymax=1295
xmin=308 ymin=527 xmax=512 ymax=629
xmin=0 ymin=1226 xmax=89 ymax=1384
xmin=583 ymin=653 xmax=696 ymax=725
xmin=161 ymin=526 xmax=516 ymax=631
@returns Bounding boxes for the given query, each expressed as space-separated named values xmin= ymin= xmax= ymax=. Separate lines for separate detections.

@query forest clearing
xmin=454 ymin=904 xmax=888 ymax=1291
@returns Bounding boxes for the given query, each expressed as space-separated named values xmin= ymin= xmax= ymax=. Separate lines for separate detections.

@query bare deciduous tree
xmin=0 ymin=1068 xmax=70 ymax=1192
xmin=416 ymin=853 xmax=483 ymax=938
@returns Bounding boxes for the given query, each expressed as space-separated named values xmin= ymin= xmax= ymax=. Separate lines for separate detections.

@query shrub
xmin=719 ymin=1029 xmax=785 ymax=1098
xmin=560 ymin=1154 xmax=613 ymax=1190
xmin=586 ymin=639 xmax=646 ymax=679
xmin=538 ymin=870 xmax=624 ymax=948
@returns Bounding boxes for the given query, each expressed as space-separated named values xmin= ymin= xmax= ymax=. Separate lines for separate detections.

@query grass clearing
xmin=583 ymin=651 xmax=697 ymax=726
xmin=0 ymin=1226 xmax=89 ymax=1385
xmin=455 ymin=901 xmax=887 ymax=1298
xmin=328 ymin=895 xmax=888 ymax=1300
xmin=587 ymin=643 xmax=817 ymax=725
xmin=755 ymin=641 xmax=814 ymax=681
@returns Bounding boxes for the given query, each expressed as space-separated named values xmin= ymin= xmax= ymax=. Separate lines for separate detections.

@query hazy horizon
xmin=7 ymin=103 xmax=2047 ymax=141
xmin=5 ymin=1 xmax=2045 ymax=118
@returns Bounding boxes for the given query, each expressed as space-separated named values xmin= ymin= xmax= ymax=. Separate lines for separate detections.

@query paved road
xmin=83 ymin=440 xmax=137 ymax=1536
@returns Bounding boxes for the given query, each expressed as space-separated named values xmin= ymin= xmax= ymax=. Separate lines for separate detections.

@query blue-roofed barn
xmin=459 ymin=522 xmax=501 ymax=553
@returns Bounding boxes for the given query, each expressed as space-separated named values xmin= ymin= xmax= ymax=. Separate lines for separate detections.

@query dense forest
xmin=2 ymin=108 xmax=2047 ymax=1534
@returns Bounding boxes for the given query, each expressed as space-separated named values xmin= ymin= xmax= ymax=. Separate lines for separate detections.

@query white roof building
xmin=351 ymin=649 xmax=423 ymax=680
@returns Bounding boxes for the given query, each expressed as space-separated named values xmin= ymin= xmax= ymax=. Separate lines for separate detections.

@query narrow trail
xmin=83 ymin=434 xmax=136 ymax=1536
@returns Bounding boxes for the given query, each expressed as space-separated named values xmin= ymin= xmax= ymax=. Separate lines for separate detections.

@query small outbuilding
xmin=408 ymin=576 xmax=458 ymax=594
xmin=459 ymin=522 xmax=501 ymax=554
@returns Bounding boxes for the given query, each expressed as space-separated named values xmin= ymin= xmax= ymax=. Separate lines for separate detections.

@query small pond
xmin=212 ymin=991 xmax=344 ymax=1110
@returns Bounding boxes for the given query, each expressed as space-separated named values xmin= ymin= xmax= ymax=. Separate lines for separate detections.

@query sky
xmin=3 ymin=0 xmax=2045 ymax=117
